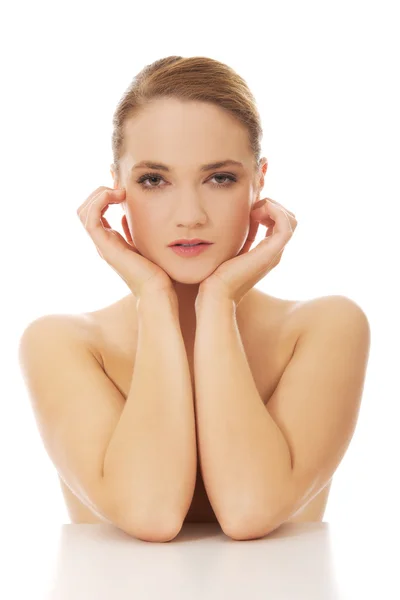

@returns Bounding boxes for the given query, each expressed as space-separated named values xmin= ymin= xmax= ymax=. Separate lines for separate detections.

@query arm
xmin=193 ymin=296 xmax=292 ymax=539
xmin=103 ymin=291 xmax=197 ymax=539
xmin=194 ymin=295 xmax=370 ymax=540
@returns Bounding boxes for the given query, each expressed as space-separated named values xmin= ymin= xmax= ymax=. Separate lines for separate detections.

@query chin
xmin=168 ymin=272 xmax=210 ymax=285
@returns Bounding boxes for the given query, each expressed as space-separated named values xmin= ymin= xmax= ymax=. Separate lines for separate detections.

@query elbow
xmin=121 ymin=521 xmax=183 ymax=543
xmin=105 ymin=482 xmax=185 ymax=542
xmin=220 ymin=500 xmax=291 ymax=541
xmin=220 ymin=512 xmax=277 ymax=541
xmin=221 ymin=478 xmax=295 ymax=540
xmin=116 ymin=507 xmax=184 ymax=542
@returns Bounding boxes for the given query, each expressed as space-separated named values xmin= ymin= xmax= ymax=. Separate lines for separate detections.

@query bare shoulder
xmin=287 ymin=294 xmax=370 ymax=329
xmin=19 ymin=312 xmax=103 ymax=366
xmin=298 ymin=294 xmax=370 ymax=330
xmin=19 ymin=294 xmax=135 ymax=372
xmin=270 ymin=294 xmax=370 ymax=360
xmin=284 ymin=295 xmax=371 ymax=376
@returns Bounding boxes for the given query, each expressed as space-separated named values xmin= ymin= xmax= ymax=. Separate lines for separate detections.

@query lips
xmin=174 ymin=242 xmax=207 ymax=246
xmin=168 ymin=238 xmax=212 ymax=247
xmin=170 ymin=243 xmax=212 ymax=256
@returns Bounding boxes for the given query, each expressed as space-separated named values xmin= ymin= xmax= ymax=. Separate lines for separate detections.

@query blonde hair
xmin=111 ymin=55 xmax=264 ymax=183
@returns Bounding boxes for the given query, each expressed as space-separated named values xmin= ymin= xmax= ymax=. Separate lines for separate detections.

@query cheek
xmin=125 ymin=206 xmax=150 ymax=243
xmin=127 ymin=200 xmax=250 ymax=247
xmin=227 ymin=205 xmax=251 ymax=236
xmin=222 ymin=206 xmax=251 ymax=255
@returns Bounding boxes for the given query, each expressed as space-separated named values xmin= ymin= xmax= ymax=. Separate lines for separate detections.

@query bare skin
xmin=61 ymin=98 xmax=333 ymax=526
xmin=59 ymin=288 xmax=332 ymax=525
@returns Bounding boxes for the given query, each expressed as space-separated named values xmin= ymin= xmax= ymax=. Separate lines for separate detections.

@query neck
xmin=172 ymin=280 xmax=256 ymax=328
xmin=125 ymin=284 xmax=257 ymax=341
xmin=172 ymin=280 xmax=199 ymax=307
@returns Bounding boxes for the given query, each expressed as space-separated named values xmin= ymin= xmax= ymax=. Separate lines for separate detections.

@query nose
xmin=173 ymin=194 xmax=208 ymax=227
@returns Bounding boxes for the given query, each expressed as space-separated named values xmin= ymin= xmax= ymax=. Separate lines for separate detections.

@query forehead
xmin=122 ymin=98 xmax=252 ymax=168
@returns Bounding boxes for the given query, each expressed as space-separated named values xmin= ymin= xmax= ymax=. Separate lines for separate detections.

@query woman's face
xmin=115 ymin=98 xmax=267 ymax=285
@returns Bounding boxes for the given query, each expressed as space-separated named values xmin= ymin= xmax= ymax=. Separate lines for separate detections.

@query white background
xmin=1 ymin=0 xmax=399 ymax=534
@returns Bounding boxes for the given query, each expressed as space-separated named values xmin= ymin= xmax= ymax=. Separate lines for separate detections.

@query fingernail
xmin=252 ymin=199 xmax=267 ymax=210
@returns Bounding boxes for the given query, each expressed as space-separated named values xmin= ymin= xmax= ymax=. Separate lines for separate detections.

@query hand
xmin=77 ymin=187 xmax=175 ymax=301
xmin=197 ymin=197 xmax=298 ymax=307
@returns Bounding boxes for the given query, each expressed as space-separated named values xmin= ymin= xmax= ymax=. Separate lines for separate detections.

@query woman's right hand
xmin=77 ymin=186 xmax=175 ymax=301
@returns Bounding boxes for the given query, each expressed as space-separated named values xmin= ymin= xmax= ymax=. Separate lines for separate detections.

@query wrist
xmin=137 ymin=288 xmax=179 ymax=316
xmin=195 ymin=290 xmax=236 ymax=316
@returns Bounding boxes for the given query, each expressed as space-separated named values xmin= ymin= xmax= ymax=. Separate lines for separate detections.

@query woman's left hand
xmin=197 ymin=197 xmax=298 ymax=308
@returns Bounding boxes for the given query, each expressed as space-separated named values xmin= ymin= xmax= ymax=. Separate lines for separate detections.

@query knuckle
xmin=77 ymin=186 xmax=111 ymax=218
xmin=94 ymin=186 xmax=107 ymax=198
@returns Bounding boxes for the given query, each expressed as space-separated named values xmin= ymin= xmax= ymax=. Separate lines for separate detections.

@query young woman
xmin=18 ymin=56 xmax=370 ymax=542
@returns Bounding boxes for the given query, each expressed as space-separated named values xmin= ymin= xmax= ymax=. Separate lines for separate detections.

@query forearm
xmin=194 ymin=296 xmax=292 ymax=534
xmin=103 ymin=292 xmax=196 ymax=535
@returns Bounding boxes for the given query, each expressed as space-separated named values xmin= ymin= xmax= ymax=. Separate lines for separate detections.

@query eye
xmin=136 ymin=173 xmax=165 ymax=190
xmin=136 ymin=172 xmax=238 ymax=191
xmin=210 ymin=174 xmax=237 ymax=188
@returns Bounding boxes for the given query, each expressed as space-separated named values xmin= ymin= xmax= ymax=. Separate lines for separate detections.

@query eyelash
xmin=136 ymin=172 xmax=238 ymax=192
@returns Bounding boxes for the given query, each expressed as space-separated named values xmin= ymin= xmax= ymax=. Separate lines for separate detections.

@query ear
xmin=257 ymin=157 xmax=268 ymax=196
xmin=121 ymin=214 xmax=134 ymax=245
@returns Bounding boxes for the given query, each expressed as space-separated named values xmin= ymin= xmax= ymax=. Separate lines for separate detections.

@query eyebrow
xmin=131 ymin=159 xmax=244 ymax=173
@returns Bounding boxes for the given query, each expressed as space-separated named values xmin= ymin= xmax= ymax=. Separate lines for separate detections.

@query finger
xmin=254 ymin=201 xmax=296 ymax=236
xmin=85 ymin=190 xmax=130 ymax=256
xmin=264 ymin=197 xmax=296 ymax=218
xmin=237 ymin=201 xmax=293 ymax=282
xmin=82 ymin=189 xmax=125 ymax=229
xmin=78 ymin=188 xmax=125 ymax=221
xmin=234 ymin=206 xmax=293 ymax=289
xmin=261 ymin=201 xmax=294 ymax=246
xmin=77 ymin=186 xmax=108 ymax=217
xmin=238 ymin=219 xmax=260 ymax=255
xmin=242 ymin=202 xmax=279 ymax=255
xmin=241 ymin=198 xmax=294 ymax=257
xmin=101 ymin=215 xmax=112 ymax=231
xmin=252 ymin=198 xmax=296 ymax=225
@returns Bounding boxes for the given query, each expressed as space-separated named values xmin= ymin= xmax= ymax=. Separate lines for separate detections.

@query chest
xmin=173 ymin=324 xmax=331 ymax=524
xmin=62 ymin=298 xmax=332 ymax=526
xmin=96 ymin=307 xmax=311 ymax=525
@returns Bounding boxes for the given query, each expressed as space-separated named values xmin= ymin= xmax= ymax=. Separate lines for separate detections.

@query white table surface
xmin=4 ymin=520 xmax=397 ymax=599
